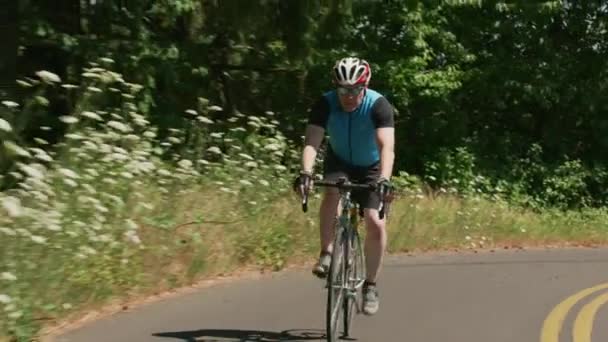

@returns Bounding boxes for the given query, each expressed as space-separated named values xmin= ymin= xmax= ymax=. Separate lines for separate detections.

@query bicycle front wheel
xmin=343 ymin=228 xmax=365 ymax=337
xmin=326 ymin=224 xmax=346 ymax=342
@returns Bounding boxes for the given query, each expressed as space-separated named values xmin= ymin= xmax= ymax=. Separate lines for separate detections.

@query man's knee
xmin=363 ymin=209 xmax=385 ymax=238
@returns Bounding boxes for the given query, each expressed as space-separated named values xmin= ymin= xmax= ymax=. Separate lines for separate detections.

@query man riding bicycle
xmin=294 ymin=57 xmax=395 ymax=316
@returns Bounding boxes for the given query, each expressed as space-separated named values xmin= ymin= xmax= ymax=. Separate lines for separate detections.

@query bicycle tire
xmin=343 ymin=228 xmax=364 ymax=336
xmin=326 ymin=224 xmax=346 ymax=342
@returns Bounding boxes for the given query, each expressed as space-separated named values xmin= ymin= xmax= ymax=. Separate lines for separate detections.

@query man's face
xmin=337 ymin=85 xmax=365 ymax=112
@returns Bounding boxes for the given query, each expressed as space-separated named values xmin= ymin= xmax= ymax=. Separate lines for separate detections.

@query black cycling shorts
xmin=322 ymin=149 xmax=381 ymax=210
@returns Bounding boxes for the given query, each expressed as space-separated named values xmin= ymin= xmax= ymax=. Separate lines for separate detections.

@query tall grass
xmin=0 ymin=59 xmax=297 ymax=341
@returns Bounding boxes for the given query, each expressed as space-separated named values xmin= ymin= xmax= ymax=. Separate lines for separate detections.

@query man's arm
xmin=376 ymin=127 xmax=395 ymax=180
xmin=302 ymin=125 xmax=325 ymax=174
xmin=371 ymin=96 xmax=396 ymax=180
xmin=301 ymin=96 xmax=330 ymax=174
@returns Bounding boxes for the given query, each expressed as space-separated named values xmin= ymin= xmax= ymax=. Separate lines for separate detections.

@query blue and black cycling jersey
xmin=308 ymin=88 xmax=394 ymax=167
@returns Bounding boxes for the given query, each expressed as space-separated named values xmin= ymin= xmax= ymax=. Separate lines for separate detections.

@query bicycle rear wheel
xmin=343 ymin=228 xmax=365 ymax=337
xmin=326 ymin=224 xmax=346 ymax=342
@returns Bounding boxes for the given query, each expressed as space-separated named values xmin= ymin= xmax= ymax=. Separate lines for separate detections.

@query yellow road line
xmin=572 ymin=291 xmax=608 ymax=342
xmin=541 ymin=282 xmax=608 ymax=342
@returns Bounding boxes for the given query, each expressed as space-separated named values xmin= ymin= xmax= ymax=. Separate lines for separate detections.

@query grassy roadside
xmin=32 ymin=187 xmax=608 ymax=342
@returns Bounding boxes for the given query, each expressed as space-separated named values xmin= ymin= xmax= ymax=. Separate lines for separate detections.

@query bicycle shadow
xmin=153 ymin=328 xmax=327 ymax=341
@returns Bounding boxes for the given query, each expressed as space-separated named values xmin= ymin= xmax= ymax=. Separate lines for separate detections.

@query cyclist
xmin=294 ymin=57 xmax=395 ymax=316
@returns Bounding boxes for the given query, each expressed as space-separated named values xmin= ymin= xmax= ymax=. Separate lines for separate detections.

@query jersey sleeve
xmin=308 ymin=96 xmax=330 ymax=128
xmin=371 ymin=96 xmax=395 ymax=128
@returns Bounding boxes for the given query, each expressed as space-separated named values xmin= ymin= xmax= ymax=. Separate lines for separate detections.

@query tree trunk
xmin=0 ymin=0 xmax=18 ymax=100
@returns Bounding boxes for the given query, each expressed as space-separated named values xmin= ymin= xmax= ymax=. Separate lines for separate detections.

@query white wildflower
xmin=17 ymin=80 xmax=32 ymax=87
xmin=0 ymin=272 xmax=17 ymax=281
xmin=158 ymin=169 xmax=172 ymax=177
xmin=124 ymin=230 xmax=142 ymax=245
xmin=16 ymin=229 xmax=29 ymax=237
xmin=34 ymin=138 xmax=49 ymax=145
xmin=121 ymin=171 xmax=133 ymax=179
xmin=206 ymin=146 xmax=222 ymax=154
xmin=95 ymin=203 xmax=109 ymax=213
xmin=238 ymin=153 xmax=254 ymax=160
xmin=58 ymin=168 xmax=79 ymax=179
xmin=32 ymin=149 xmax=53 ymax=162
xmin=208 ymin=105 xmax=223 ymax=111
xmin=197 ymin=116 xmax=214 ymax=124
xmin=19 ymin=164 xmax=44 ymax=179
xmin=0 ymin=119 xmax=12 ymax=132
xmin=4 ymin=141 xmax=31 ymax=157
xmin=125 ymin=134 xmax=139 ymax=142
xmin=185 ymin=109 xmax=197 ymax=115
xmin=59 ymin=116 xmax=79 ymax=124
xmin=265 ymin=143 xmax=281 ymax=151
xmin=465 ymin=236 xmax=472 ymax=240
xmin=31 ymin=235 xmax=47 ymax=244
xmin=168 ymin=137 xmax=181 ymax=144
xmin=82 ymin=72 xmax=99 ymax=79
xmin=259 ymin=179 xmax=270 ymax=186
xmin=178 ymin=159 xmax=193 ymax=169
xmin=100 ymin=57 xmax=115 ymax=64
xmin=0 ymin=227 xmax=16 ymax=236
xmin=197 ymin=159 xmax=209 ymax=165
xmin=110 ymin=153 xmax=128 ymax=161
xmin=210 ymin=132 xmax=224 ymax=138
xmin=239 ymin=180 xmax=253 ymax=186
xmin=88 ymin=86 xmax=102 ymax=93
xmin=36 ymin=70 xmax=61 ymax=83
xmin=65 ymin=133 xmax=85 ymax=140
xmin=107 ymin=120 xmax=130 ymax=132
xmin=265 ymin=111 xmax=274 ymax=116
xmin=80 ymin=246 xmax=97 ymax=255
xmin=47 ymin=224 xmax=62 ymax=232
xmin=245 ymin=161 xmax=258 ymax=168
xmin=63 ymin=178 xmax=78 ymax=187
xmin=143 ymin=131 xmax=156 ymax=138
xmin=0 ymin=294 xmax=12 ymax=304
xmin=230 ymin=127 xmax=246 ymax=132
xmin=273 ymin=165 xmax=287 ymax=171
xmin=102 ymin=178 xmax=117 ymax=185
xmin=1 ymin=196 xmax=23 ymax=217
xmin=81 ymin=111 xmax=102 ymax=120
xmin=61 ymin=84 xmax=78 ymax=89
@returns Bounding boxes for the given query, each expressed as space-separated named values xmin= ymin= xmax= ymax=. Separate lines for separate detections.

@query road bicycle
xmin=301 ymin=177 xmax=389 ymax=342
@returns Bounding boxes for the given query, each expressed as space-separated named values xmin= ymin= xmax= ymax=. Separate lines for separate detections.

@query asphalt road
xmin=53 ymin=247 xmax=608 ymax=342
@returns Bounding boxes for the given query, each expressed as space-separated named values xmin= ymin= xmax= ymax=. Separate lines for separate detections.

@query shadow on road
xmin=153 ymin=328 xmax=327 ymax=341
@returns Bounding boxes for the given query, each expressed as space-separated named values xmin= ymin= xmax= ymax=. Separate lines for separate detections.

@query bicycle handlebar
xmin=300 ymin=179 xmax=390 ymax=219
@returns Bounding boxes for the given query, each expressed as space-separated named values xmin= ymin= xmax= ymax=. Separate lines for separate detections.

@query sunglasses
xmin=337 ymin=86 xmax=365 ymax=96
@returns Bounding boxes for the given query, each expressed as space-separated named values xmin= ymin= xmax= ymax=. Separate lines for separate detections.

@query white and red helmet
xmin=332 ymin=57 xmax=371 ymax=87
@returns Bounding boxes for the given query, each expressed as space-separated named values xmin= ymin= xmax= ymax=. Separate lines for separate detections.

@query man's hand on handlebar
xmin=293 ymin=171 xmax=313 ymax=198
xmin=376 ymin=177 xmax=395 ymax=203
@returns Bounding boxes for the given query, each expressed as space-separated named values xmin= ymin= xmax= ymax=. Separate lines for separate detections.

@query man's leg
xmin=312 ymin=152 xmax=346 ymax=278
xmin=353 ymin=160 xmax=386 ymax=316
xmin=360 ymin=207 xmax=387 ymax=315
xmin=312 ymin=189 xmax=341 ymax=278
xmin=363 ymin=208 xmax=387 ymax=284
